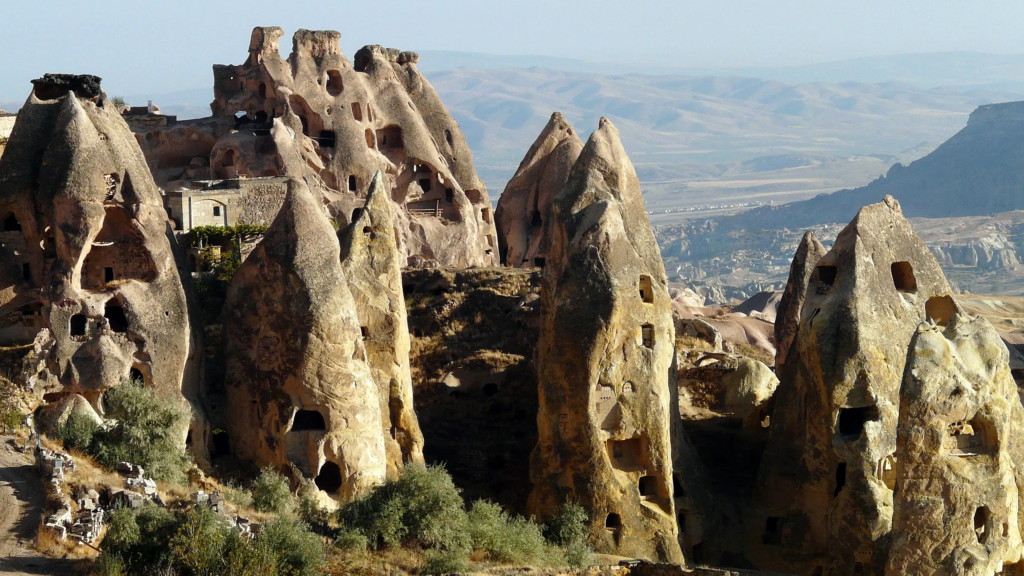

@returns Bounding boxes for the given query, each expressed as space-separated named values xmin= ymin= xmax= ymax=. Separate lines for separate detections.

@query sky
xmin=3 ymin=0 xmax=1024 ymax=102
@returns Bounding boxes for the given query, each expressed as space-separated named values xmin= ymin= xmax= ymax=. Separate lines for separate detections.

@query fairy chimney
xmin=495 ymin=112 xmax=583 ymax=269
xmin=223 ymin=177 xmax=385 ymax=502
xmin=528 ymin=118 xmax=684 ymax=563
xmin=340 ymin=171 xmax=424 ymax=477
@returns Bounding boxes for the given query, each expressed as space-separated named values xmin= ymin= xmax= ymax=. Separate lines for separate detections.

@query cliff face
xmin=136 ymin=27 xmax=498 ymax=268
xmin=748 ymin=196 xmax=955 ymax=575
xmin=720 ymin=100 xmax=1024 ymax=231
xmin=223 ymin=178 xmax=385 ymax=502
xmin=529 ymin=118 xmax=684 ymax=563
xmin=0 ymin=74 xmax=192 ymax=411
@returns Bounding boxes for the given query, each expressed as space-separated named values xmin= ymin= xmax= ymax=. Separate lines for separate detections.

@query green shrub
xmin=338 ymin=464 xmax=469 ymax=553
xmin=58 ymin=411 xmax=98 ymax=451
xmin=223 ymin=479 xmax=253 ymax=509
xmin=169 ymin=506 xmax=226 ymax=576
xmin=333 ymin=527 xmax=368 ymax=553
xmin=563 ymin=537 xmax=593 ymax=569
xmin=99 ymin=504 xmax=177 ymax=573
xmin=421 ymin=549 xmax=468 ymax=576
xmin=92 ymin=552 xmax=126 ymax=576
xmin=298 ymin=493 xmax=331 ymax=535
xmin=222 ymin=530 xmax=276 ymax=576
xmin=89 ymin=379 xmax=191 ymax=483
xmin=251 ymin=467 xmax=294 ymax=516
xmin=467 ymin=500 xmax=546 ymax=564
xmin=543 ymin=502 xmax=589 ymax=546
xmin=258 ymin=518 xmax=326 ymax=576
xmin=0 ymin=408 xmax=22 ymax=433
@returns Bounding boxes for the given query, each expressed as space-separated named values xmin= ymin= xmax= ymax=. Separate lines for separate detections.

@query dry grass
xmin=326 ymin=546 xmax=425 ymax=576
xmin=33 ymin=521 xmax=101 ymax=561
xmin=735 ymin=341 xmax=775 ymax=366
xmin=676 ymin=334 xmax=717 ymax=354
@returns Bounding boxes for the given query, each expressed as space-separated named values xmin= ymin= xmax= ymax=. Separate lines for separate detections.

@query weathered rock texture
xmin=495 ymin=112 xmax=583 ymax=268
xmin=223 ymin=178 xmax=385 ymax=501
xmin=749 ymin=196 xmax=955 ymax=575
xmin=529 ymin=118 xmax=684 ymax=563
xmin=136 ymin=27 xmax=498 ymax=268
xmin=887 ymin=314 xmax=1024 ymax=575
xmin=0 ymin=74 xmax=192 ymax=408
xmin=340 ymin=171 xmax=424 ymax=477
xmin=774 ymin=232 xmax=826 ymax=374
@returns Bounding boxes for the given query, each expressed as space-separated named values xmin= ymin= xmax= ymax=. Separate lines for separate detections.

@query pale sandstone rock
xmin=0 ymin=74 xmax=193 ymax=411
xmin=887 ymin=313 xmax=1024 ymax=575
xmin=339 ymin=171 xmax=424 ymax=477
xmin=137 ymin=27 xmax=497 ymax=268
xmin=495 ymin=112 xmax=583 ymax=268
xmin=223 ymin=178 xmax=385 ymax=502
xmin=528 ymin=118 xmax=684 ymax=563
xmin=722 ymin=358 xmax=779 ymax=422
xmin=773 ymin=232 xmax=826 ymax=374
xmin=749 ymin=196 xmax=955 ymax=575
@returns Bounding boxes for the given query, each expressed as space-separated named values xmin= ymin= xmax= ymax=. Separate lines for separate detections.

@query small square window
xmin=213 ymin=206 xmax=222 ymax=217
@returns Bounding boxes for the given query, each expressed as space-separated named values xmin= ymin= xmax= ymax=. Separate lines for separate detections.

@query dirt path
xmin=0 ymin=437 xmax=85 ymax=575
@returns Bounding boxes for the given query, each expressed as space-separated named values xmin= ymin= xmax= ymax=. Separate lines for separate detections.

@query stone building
xmin=223 ymin=177 xmax=386 ymax=502
xmin=495 ymin=112 xmax=582 ymax=269
xmin=887 ymin=314 xmax=1024 ymax=575
xmin=163 ymin=176 xmax=288 ymax=232
xmin=132 ymin=26 xmax=497 ymax=268
xmin=0 ymin=74 xmax=193 ymax=409
xmin=748 ymin=196 xmax=956 ymax=575
xmin=529 ymin=118 xmax=684 ymax=563
xmin=340 ymin=171 xmax=424 ymax=477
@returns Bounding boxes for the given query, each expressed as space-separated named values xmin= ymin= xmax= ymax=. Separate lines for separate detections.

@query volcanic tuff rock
xmin=0 ymin=74 xmax=193 ymax=410
xmin=495 ymin=112 xmax=583 ymax=268
xmin=136 ymin=27 xmax=497 ymax=268
xmin=223 ymin=177 xmax=385 ymax=502
xmin=748 ymin=196 xmax=954 ymax=575
xmin=887 ymin=313 xmax=1024 ymax=575
xmin=340 ymin=170 xmax=424 ymax=477
xmin=528 ymin=118 xmax=684 ymax=563
xmin=773 ymin=232 xmax=826 ymax=374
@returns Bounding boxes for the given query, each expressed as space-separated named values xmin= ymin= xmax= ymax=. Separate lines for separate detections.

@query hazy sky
xmin=3 ymin=0 xmax=1024 ymax=102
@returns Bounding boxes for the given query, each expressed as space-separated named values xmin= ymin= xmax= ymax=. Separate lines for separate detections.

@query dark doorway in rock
xmin=482 ymin=383 xmax=499 ymax=397
xmin=315 ymin=461 xmax=343 ymax=493
xmin=838 ymin=406 xmax=878 ymax=439
xmin=531 ymin=210 xmax=543 ymax=227
xmin=641 ymin=324 xmax=655 ymax=349
xmin=348 ymin=175 xmax=357 ymax=192
xmin=418 ymin=178 xmax=431 ymax=193
xmin=763 ymin=517 xmax=782 ymax=545
xmin=891 ymin=261 xmax=917 ymax=293
xmin=292 ymin=409 xmax=326 ymax=432
xmin=105 ymin=303 xmax=129 ymax=333
xmin=639 ymin=275 xmax=654 ymax=303
xmin=534 ymin=257 xmax=546 ymax=269
xmin=3 ymin=213 xmax=21 ymax=232
xmin=445 ymin=188 xmax=454 ymax=203
xmin=975 ymin=506 xmax=990 ymax=543
xmin=854 ymin=563 xmax=865 ymax=574
xmin=351 ymin=208 xmax=363 ymax=223
xmin=70 ymin=315 xmax=87 ymax=337
xmin=834 ymin=462 xmax=847 ymax=497
xmin=639 ymin=475 xmax=657 ymax=497
xmin=211 ymin=430 xmax=230 ymax=458
xmin=129 ymin=367 xmax=144 ymax=384
xmin=22 ymin=263 xmax=31 ymax=282
xmin=691 ymin=542 xmax=706 ymax=566
xmin=326 ymin=70 xmax=343 ymax=96
xmin=104 ymin=267 xmax=115 ymax=283
xmin=605 ymin=513 xmax=621 ymax=529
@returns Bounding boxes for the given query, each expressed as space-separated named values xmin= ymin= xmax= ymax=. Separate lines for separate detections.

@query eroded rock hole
xmin=70 ymin=315 xmax=87 ymax=337
xmin=639 ymin=275 xmax=654 ymax=303
xmin=315 ymin=461 xmax=343 ymax=493
xmin=418 ymin=178 xmax=431 ymax=193
xmin=326 ymin=70 xmax=343 ymax=96
xmin=816 ymin=265 xmax=837 ymax=287
xmin=104 ymin=303 xmax=129 ymax=333
xmin=534 ymin=257 xmax=546 ymax=268
xmin=129 ymin=367 xmax=144 ymax=383
xmin=482 ymin=383 xmax=499 ymax=397
xmin=377 ymin=126 xmax=403 ymax=149
xmin=834 ymin=462 xmax=846 ymax=497
xmin=763 ymin=517 xmax=782 ymax=545
xmin=348 ymin=175 xmax=357 ymax=192
xmin=3 ymin=213 xmax=21 ymax=232
xmin=975 ymin=506 xmax=990 ymax=543
xmin=482 ymin=208 xmax=491 ymax=223
xmin=351 ymin=208 xmax=363 ymax=223
xmin=291 ymin=409 xmax=326 ymax=432
xmin=445 ymin=188 xmax=454 ymax=203
xmin=638 ymin=475 xmax=657 ymax=497
xmin=444 ymin=129 xmax=454 ymax=147
xmin=22 ymin=263 xmax=31 ymax=282
xmin=211 ymin=430 xmax=230 ymax=458
xmin=926 ymin=295 xmax=957 ymax=326
xmin=531 ymin=210 xmax=542 ymax=227
xmin=608 ymin=438 xmax=643 ymax=469
xmin=605 ymin=513 xmax=621 ymax=529
xmin=318 ymin=131 xmax=336 ymax=148
xmin=891 ymin=261 xmax=917 ymax=293
xmin=838 ymin=406 xmax=878 ymax=439
xmin=641 ymin=324 xmax=655 ymax=349
xmin=352 ymin=102 xmax=362 ymax=121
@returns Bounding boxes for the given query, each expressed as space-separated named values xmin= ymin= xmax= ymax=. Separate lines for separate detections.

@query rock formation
xmin=529 ymin=118 xmax=684 ymax=563
xmin=495 ymin=112 xmax=583 ymax=268
xmin=339 ymin=171 xmax=424 ymax=477
xmin=773 ymin=231 xmax=826 ymax=373
xmin=135 ymin=27 xmax=497 ymax=268
xmin=223 ymin=177 xmax=385 ymax=502
xmin=749 ymin=196 xmax=955 ymax=575
xmin=887 ymin=313 xmax=1024 ymax=575
xmin=0 ymin=74 xmax=192 ymax=409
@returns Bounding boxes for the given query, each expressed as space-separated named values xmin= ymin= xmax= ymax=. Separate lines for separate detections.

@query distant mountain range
xmin=718 ymin=100 xmax=1024 ymax=230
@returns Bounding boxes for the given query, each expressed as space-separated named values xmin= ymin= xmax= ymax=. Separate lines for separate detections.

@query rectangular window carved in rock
xmin=608 ymin=437 xmax=643 ymax=470
xmin=891 ymin=261 xmax=917 ymax=293
xmin=641 ymin=324 xmax=655 ymax=349
xmin=763 ymin=517 xmax=783 ymax=545
xmin=639 ymin=275 xmax=654 ymax=303
xmin=418 ymin=178 xmax=431 ymax=193
xmin=837 ymin=406 xmax=878 ymax=439
xmin=348 ymin=175 xmax=357 ymax=192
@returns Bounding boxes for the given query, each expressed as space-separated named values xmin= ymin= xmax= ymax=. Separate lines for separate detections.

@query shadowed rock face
xmin=887 ymin=314 xmax=1024 ymax=576
xmin=223 ymin=178 xmax=385 ymax=502
xmin=0 ymin=75 xmax=191 ymax=409
xmin=495 ymin=112 xmax=583 ymax=269
xmin=528 ymin=118 xmax=684 ymax=563
xmin=774 ymin=231 xmax=826 ymax=374
xmin=138 ymin=26 xmax=497 ymax=268
xmin=340 ymin=171 xmax=424 ymax=477
xmin=748 ymin=196 xmax=955 ymax=575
